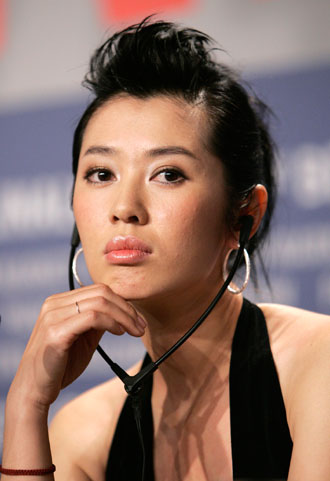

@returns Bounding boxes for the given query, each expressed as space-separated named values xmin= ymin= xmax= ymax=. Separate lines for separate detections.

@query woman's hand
xmin=8 ymin=283 xmax=146 ymax=410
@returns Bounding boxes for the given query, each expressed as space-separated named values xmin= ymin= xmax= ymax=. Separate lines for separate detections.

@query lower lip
xmin=105 ymin=249 xmax=151 ymax=265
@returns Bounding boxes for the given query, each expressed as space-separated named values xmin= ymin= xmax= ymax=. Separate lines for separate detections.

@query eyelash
xmin=152 ymin=167 xmax=186 ymax=184
xmin=84 ymin=167 xmax=186 ymax=185
xmin=84 ymin=167 xmax=114 ymax=184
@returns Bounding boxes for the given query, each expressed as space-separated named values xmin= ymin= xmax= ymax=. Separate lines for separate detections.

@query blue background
xmin=1 ymin=54 xmax=330 ymax=458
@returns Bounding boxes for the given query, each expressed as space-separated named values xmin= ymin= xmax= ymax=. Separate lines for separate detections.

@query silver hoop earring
xmin=223 ymin=247 xmax=250 ymax=294
xmin=72 ymin=247 xmax=85 ymax=287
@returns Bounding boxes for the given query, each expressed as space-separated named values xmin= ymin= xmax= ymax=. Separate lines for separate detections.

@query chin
xmin=100 ymin=277 xmax=153 ymax=301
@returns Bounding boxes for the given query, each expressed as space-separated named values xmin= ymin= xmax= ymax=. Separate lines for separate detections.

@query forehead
xmin=80 ymin=94 xmax=211 ymax=155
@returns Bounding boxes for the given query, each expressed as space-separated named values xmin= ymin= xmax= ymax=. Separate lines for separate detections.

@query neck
xmin=136 ymin=285 xmax=243 ymax=392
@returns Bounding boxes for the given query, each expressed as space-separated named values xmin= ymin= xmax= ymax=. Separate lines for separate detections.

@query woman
xmin=1 ymin=19 xmax=330 ymax=481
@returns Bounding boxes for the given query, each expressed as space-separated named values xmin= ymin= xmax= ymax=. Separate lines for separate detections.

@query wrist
xmin=5 ymin=389 xmax=50 ymax=425
xmin=6 ymin=375 xmax=51 ymax=417
xmin=2 ymin=398 xmax=52 ymax=473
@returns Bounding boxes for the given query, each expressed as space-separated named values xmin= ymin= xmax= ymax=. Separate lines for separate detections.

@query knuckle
xmin=95 ymin=295 xmax=108 ymax=309
xmin=96 ymin=284 xmax=112 ymax=296
xmin=45 ymin=324 xmax=60 ymax=344
xmin=85 ymin=309 xmax=98 ymax=325
xmin=42 ymin=310 xmax=55 ymax=324
xmin=40 ymin=297 xmax=53 ymax=314
xmin=43 ymin=296 xmax=52 ymax=305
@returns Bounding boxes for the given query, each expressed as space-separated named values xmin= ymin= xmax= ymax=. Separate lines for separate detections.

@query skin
xmin=73 ymin=95 xmax=232 ymax=310
xmin=2 ymin=95 xmax=330 ymax=481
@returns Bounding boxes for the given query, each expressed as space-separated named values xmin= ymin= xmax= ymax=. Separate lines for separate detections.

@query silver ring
xmin=75 ymin=301 xmax=81 ymax=314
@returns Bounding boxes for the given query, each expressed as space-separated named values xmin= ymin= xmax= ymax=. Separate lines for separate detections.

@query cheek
xmin=73 ymin=192 xmax=105 ymax=236
xmin=73 ymin=203 xmax=106 ymax=283
xmin=73 ymin=193 xmax=108 ymax=280
xmin=155 ymin=193 xmax=227 ymax=260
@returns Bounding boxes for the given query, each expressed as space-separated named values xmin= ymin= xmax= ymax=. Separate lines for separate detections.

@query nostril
xmin=128 ymin=215 xmax=139 ymax=223
xmin=112 ymin=214 xmax=140 ymax=223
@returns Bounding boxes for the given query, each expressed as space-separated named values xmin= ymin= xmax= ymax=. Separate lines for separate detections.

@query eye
xmin=84 ymin=167 xmax=114 ymax=184
xmin=153 ymin=168 xmax=186 ymax=184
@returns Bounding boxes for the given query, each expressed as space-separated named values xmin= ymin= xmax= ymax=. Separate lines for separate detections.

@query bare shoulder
xmin=257 ymin=302 xmax=330 ymax=381
xmin=257 ymin=304 xmax=330 ymax=479
xmin=258 ymin=303 xmax=330 ymax=425
xmin=259 ymin=301 xmax=330 ymax=324
xmin=258 ymin=303 xmax=329 ymax=358
xmin=50 ymin=360 xmax=142 ymax=480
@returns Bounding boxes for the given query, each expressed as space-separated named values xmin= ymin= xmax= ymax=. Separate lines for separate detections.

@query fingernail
xmin=118 ymin=325 xmax=125 ymax=335
xmin=136 ymin=315 xmax=147 ymax=329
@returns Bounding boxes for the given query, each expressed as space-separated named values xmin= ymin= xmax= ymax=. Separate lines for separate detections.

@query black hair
xmin=72 ymin=17 xmax=277 ymax=278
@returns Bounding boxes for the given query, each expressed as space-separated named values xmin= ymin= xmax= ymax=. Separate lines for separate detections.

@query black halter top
xmin=106 ymin=299 xmax=293 ymax=480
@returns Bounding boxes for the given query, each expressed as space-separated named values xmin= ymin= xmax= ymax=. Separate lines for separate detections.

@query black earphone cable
xmin=131 ymin=393 xmax=147 ymax=481
xmin=68 ymin=215 xmax=253 ymax=481
xmin=69 ymin=215 xmax=253 ymax=394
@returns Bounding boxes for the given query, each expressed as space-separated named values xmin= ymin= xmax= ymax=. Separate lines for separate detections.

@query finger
xmin=72 ymin=296 xmax=145 ymax=336
xmin=40 ymin=296 xmax=145 ymax=337
xmin=52 ymin=310 xmax=143 ymax=352
xmin=43 ymin=284 xmax=141 ymax=323
xmin=46 ymin=283 xmax=104 ymax=300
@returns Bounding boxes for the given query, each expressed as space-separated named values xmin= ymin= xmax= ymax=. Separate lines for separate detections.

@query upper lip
xmin=104 ymin=236 xmax=152 ymax=254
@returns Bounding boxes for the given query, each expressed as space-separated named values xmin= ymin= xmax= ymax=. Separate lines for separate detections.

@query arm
xmin=1 ymin=397 xmax=54 ymax=481
xmin=1 ymin=284 xmax=145 ymax=480
xmin=2 ymin=401 xmax=91 ymax=481
xmin=287 ymin=324 xmax=330 ymax=481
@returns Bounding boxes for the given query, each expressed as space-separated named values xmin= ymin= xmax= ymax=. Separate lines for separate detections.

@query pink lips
xmin=104 ymin=236 xmax=152 ymax=265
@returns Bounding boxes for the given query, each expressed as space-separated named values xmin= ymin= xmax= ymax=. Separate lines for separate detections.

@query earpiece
xmin=67 ymin=214 xmax=254 ymax=479
xmin=239 ymin=215 xmax=254 ymax=246
xmin=68 ymin=216 xmax=253 ymax=393
xmin=71 ymin=223 xmax=80 ymax=248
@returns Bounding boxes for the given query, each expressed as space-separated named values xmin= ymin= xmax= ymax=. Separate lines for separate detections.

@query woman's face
xmin=73 ymin=95 xmax=232 ymax=304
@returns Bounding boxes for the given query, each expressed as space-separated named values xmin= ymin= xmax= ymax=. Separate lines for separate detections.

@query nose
xmin=109 ymin=179 xmax=148 ymax=225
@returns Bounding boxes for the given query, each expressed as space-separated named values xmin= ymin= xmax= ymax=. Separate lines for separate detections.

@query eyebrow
xmin=147 ymin=146 xmax=198 ymax=160
xmin=83 ymin=145 xmax=116 ymax=157
xmin=82 ymin=145 xmax=199 ymax=161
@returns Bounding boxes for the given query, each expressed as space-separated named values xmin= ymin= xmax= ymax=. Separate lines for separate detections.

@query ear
xmin=230 ymin=184 xmax=268 ymax=247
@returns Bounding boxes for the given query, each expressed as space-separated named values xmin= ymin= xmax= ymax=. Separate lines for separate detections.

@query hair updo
xmin=72 ymin=17 xmax=277 ymax=276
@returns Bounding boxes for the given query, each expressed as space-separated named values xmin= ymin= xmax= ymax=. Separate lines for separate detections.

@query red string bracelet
xmin=0 ymin=464 xmax=56 ymax=475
